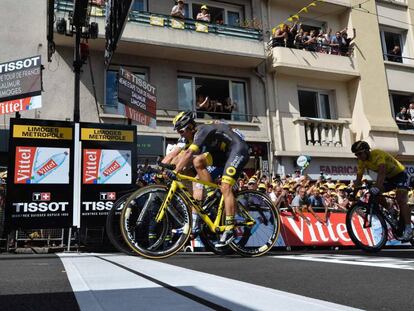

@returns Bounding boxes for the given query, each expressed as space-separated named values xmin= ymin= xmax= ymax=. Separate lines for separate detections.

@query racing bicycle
xmin=346 ymin=186 xmax=414 ymax=252
xmin=119 ymin=162 xmax=281 ymax=259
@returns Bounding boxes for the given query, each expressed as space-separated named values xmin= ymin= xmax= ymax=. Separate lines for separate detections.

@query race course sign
xmin=0 ymin=55 xmax=42 ymax=115
xmin=118 ymin=67 xmax=156 ymax=128
xmin=80 ymin=123 xmax=137 ymax=226
xmin=5 ymin=119 xmax=75 ymax=229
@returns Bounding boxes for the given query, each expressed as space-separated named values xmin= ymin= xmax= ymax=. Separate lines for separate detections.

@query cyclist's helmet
xmin=173 ymin=111 xmax=196 ymax=131
xmin=351 ymin=140 xmax=370 ymax=153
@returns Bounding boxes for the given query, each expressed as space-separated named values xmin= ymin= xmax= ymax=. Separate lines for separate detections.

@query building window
xmin=131 ymin=0 xmax=147 ymax=11
xmin=187 ymin=1 xmax=243 ymax=26
xmin=390 ymin=93 xmax=414 ymax=130
xmin=177 ymin=74 xmax=248 ymax=121
xmin=105 ymin=68 xmax=147 ymax=114
xmin=380 ymin=28 xmax=405 ymax=63
xmin=298 ymin=89 xmax=334 ymax=119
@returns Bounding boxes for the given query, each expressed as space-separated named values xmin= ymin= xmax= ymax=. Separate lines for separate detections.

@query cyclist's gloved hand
xmin=166 ymin=170 xmax=178 ymax=180
xmin=370 ymin=187 xmax=381 ymax=195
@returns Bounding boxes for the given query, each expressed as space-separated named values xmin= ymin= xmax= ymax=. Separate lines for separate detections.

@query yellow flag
xmin=300 ymin=7 xmax=309 ymax=13
xmin=287 ymin=17 xmax=293 ymax=22
xmin=308 ymin=2 xmax=317 ymax=7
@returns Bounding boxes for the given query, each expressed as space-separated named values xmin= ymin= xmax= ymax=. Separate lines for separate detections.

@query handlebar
xmin=157 ymin=161 xmax=176 ymax=171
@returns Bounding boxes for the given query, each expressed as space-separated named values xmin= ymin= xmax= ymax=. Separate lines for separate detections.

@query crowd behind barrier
xmin=1 ymin=166 xmax=413 ymax=251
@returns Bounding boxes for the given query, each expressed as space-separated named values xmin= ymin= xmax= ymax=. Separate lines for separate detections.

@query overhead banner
xmin=118 ymin=67 xmax=157 ymax=128
xmin=80 ymin=123 xmax=137 ymax=226
xmin=0 ymin=55 xmax=42 ymax=114
xmin=5 ymin=119 xmax=75 ymax=229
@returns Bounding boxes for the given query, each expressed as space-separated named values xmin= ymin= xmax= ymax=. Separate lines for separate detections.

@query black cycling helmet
xmin=351 ymin=140 xmax=370 ymax=153
xmin=173 ymin=111 xmax=196 ymax=131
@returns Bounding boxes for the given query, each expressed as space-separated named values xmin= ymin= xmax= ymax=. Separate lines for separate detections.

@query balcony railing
xmin=55 ymin=1 xmax=263 ymax=41
xmin=268 ymin=38 xmax=353 ymax=57
xmin=293 ymin=118 xmax=351 ymax=148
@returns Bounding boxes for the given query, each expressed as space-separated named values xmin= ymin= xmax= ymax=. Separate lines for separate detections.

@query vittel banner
xmin=6 ymin=119 xmax=75 ymax=229
xmin=80 ymin=123 xmax=137 ymax=226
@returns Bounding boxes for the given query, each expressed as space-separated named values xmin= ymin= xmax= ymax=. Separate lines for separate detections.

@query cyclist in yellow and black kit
xmin=170 ymin=111 xmax=249 ymax=247
xmin=352 ymin=141 xmax=412 ymax=241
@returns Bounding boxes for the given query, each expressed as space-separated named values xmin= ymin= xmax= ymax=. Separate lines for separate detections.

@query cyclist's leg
xmin=388 ymin=171 xmax=412 ymax=239
xmin=193 ymin=153 xmax=213 ymax=184
xmin=217 ymin=144 xmax=249 ymax=246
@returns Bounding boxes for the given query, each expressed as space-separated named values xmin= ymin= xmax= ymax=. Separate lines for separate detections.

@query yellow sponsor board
xmin=13 ymin=125 xmax=73 ymax=140
xmin=81 ymin=128 xmax=134 ymax=142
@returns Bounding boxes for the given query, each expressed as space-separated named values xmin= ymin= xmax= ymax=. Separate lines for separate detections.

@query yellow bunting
xmin=308 ymin=2 xmax=317 ymax=7
xmin=195 ymin=23 xmax=209 ymax=33
xmin=171 ymin=19 xmax=185 ymax=29
xmin=150 ymin=16 xmax=165 ymax=27
xmin=300 ymin=7 xmax=309 ymax=13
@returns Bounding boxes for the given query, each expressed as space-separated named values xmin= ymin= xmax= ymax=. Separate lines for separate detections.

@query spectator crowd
xmin=395 ymin=99 xmax=414 ymax=130
xmin=271 ymin=22 xmax=356 ymax=56
xmin=236 ymin=169 xmax=414 ymax=225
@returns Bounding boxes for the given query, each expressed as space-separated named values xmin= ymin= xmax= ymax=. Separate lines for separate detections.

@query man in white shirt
xmin=171 ymin=0 xmax=185 ymax=19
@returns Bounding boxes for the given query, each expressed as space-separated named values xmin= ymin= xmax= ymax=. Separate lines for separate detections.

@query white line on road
xmin=59 ymin=253 xmax=361 ymax=311
xmin=273 ymin=254 xmax=414 ymax=270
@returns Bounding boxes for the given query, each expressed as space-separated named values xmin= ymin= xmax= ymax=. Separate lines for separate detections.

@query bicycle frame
xmin=155 ymin=173 xmax=255 ymax=234
xmin=360 ymin=194 xmax=400 ymax=232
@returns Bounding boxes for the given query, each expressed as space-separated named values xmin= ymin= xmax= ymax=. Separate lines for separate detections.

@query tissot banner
xmin=80 ymin=123 xmax=137 ymax=226
xmin=5 ymin=119 xmax=74 ymax=229
xmin=0 ymin=55 xmax=42 ymax=114
xmin=117 ymin=67 xmax=157 ymax=128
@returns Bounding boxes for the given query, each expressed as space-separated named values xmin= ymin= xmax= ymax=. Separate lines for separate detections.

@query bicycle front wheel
xmin=106 ymin=192 xmax=136 ymax=255
xmin=120 ymin=185 xmax=192 ymax=259
xmin=346 ymin=204 xmax=388 ymax=252
xmin=230 ymin=190 xmax=280 ymax=257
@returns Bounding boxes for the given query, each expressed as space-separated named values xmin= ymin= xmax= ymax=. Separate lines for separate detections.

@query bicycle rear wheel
xmin=230 ymin=190 xmax=280 ymax=257
xmin=346 ymin=204 xmax=388 ymax=252
xmin=120 ymin=185 xmax=192 ymax=259
xmin=106 ymin=192 xmax=136 ymax=255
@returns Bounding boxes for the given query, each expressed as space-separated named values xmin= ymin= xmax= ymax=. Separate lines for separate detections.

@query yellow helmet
xmin=173 ymin=111 xmax=196 ymax=131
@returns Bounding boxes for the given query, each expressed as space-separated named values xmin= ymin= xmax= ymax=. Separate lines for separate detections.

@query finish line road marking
xmin=58 ymin=253 xmax=361 ymax=311
xmin=273 ymin=254 xmax=414 ymax=270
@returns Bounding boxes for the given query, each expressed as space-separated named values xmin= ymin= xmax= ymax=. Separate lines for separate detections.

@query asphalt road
xmin=0 ymin=249 xmax=413 ymax=311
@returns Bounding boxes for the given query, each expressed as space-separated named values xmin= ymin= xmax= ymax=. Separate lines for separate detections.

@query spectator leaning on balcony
xmin=294 ymin=28 xmax=305 ymax=49
xmin=317 ymin=28 xmax=332 ymax=54
xmin=330 ymin=31 xmax=346 ymax=55
xmin=171 ymin=0 xmax=185 ymax=19
xmin=341 ymin=28 xmax=356 ymax=56
xmin=408 ymin=101 xmax=414 ymax=123
xmin=273 ymin=24 xmax=289 ymax=47
xmin=196 ymin=94 xmax=209 ymax=118
xmin=197 ymin=5 xmax=211 ymax=22
xmin=303 ymin=30 xmax=318 ymax=52
xmin=388 ymin=45 xmax=402 ymax=63
xmin=223 ymin=97 xmax=235 ymax=120
xmin=396 ymin=106 xmax=411 ymax=125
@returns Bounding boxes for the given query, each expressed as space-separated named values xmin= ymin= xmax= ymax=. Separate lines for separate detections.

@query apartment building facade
xmin=0 ymin=0 xmax=413 ymax=180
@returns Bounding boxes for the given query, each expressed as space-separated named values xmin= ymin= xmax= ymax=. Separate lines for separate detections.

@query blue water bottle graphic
xmin=370 ymin=216 xmax=384 ymax=246
xmin=31 ymin=151 xmax=68 ymax=184
xmin=97 ymin=152 xmax=130 ymax=184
